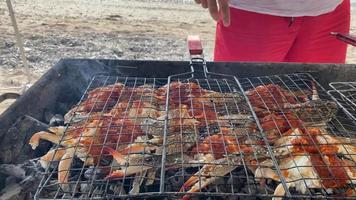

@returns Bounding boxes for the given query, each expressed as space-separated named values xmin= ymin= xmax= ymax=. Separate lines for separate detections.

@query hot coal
xmin=166 ymin=168 xmax=194 ymax=192
xmin=108 ymin=184 xmax=127 ymax=196
xmin=84 ymin=166 xmax=105 ymax=181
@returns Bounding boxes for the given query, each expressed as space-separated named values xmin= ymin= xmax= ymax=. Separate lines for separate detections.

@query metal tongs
xmin=331 ymin=32 xmax=356 ymax=46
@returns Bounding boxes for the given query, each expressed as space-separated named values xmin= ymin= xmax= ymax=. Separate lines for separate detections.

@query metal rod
xmin=233 ymin=76 xmax=292 ymax=197
xmin=159 ymin=76 xmax=171 ymax=193
xmin=6 ymin=0 xmax=32 ymax=86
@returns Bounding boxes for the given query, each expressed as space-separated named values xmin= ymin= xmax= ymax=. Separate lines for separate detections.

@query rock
xmin=26 ymin=55 xmax=41 ymax=63
xmin=4 ymin=41 xmax=15 ymax=48
xmin=0 ymin=116 xmax=50 ymax=164
xmin=112 ymin=48 xmax=124 ymax=57
xmin=0 ymin=164 xmax=26 ymax=179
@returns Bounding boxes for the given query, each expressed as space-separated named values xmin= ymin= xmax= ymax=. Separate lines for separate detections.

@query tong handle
xmin=188 ymin=35 xmax=203 ymax=56
xmin=187 ymin=35 xmax=208 ymax=78
xmin=331 ymin=32 xmax=356 ymax=46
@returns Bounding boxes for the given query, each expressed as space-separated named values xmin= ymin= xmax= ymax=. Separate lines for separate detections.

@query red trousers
xmin=214 ymin=0 xmax=350 ymax=63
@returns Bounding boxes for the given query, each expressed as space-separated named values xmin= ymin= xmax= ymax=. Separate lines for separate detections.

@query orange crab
xmin=29 ymin=115 xmax=145 ymax=185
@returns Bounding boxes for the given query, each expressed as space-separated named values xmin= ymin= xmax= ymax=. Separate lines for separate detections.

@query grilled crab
xmin=29 ymin=115 xmax=145 ymax=185
xmin=246 ymin=83 xmax=338 ymax=122
xmin=101 ymin=110 xmax=257 ymax=193
xmin=255 ymin=128 xmax=356 ymax=199
xmin=64 ymin=83 xmax=126 ymax=124
xmin=64 ymin=84 xmax=158 ymax=124
xmin=101 ymin=127 xmax=200 ymax=180
xmin=179 ymin=116 xmax=267 ymax=200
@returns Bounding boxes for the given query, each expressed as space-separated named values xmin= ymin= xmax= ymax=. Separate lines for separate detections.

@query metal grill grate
xmin=33 ymin=73 xmax=356 ymax=199
xmin=329 ymin=82 xmax=356 ymax=121
xmin=239 ymin=73 xmax=356 ymax=198
xmin=34 ymin=76 xmax=170 ymax=199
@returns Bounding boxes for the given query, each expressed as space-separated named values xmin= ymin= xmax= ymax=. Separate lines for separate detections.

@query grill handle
xmin=331 ymin=32 xmax=356 ymax=46
xmin=187 ymin=35 xmax=208 ymax=78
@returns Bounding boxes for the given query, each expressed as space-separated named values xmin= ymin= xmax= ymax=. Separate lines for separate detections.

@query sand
xmin=0 ymin=0 xmax=356 ymax=114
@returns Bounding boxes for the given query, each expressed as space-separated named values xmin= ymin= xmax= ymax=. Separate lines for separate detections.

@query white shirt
xmin=229 ymin=0 xmax=344 ymax=17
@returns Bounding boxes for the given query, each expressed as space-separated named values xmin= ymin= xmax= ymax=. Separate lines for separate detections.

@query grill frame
xmin=1 ymin=59 xmax=356 ymax=199
xmin=33 ymin=69 xmax=356 ymax=199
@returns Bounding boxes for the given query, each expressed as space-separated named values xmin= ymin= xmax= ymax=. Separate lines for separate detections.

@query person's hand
xmin=194 ymin=0 xmax=230 ymax=26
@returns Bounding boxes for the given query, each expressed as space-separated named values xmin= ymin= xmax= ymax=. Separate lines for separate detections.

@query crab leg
xmin=29 ymin=126 xmax=68 ymax=149
xmin=103 ymin=146 xmax=126 ymax=164
xmin=180 ymin=156 xmax=240 ymax=200
xmin=129 ymin=170 xmax=148 ymax=194
xmin=118 ymin=143 xmax=157 ymax=155
xmin=104 ymin=147 xmax=159 ymax=180
xmin=145 ymin=168 xmax=157 ymax=186
xmin=29 ymin=131 xmax=62 ymax=150
xmin=106 ymin=153 xmax=158 ymax=180
xmin=58 ymin=148 xmax=75 ymax=186
xmin=39 ymin=148 xmax=66 ymax=168
xmin=106 ymin=166 xmax=152 ymax=180
xmin=48 ymin=126 xmax=66 ymax=135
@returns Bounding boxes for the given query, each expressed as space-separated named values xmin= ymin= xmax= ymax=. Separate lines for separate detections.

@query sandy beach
xmin=1 ymin=0 xmax=356 ymax=113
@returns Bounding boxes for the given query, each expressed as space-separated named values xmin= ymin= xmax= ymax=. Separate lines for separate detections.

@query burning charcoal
xmin=84 ymin=166 xmax=105 ymax=181
xmin=80 ymin=183 xmax=104 ymax=199
xmin=239 ymin=178 xmax=259 ymax=197
xmin=109 ymin=184 xmax=127 ymax=196
xmin=227 ymin=167 xmax=259 ymax=195
xmin=166 ymin=168 xmax=194 ymax=192
xmin=80 ymin=183 xmax=91 ymax=193
xmin=49 ymin=114 xmax=64 ymax=127
xmin=203 ymin=177 xmax=225 ymax=193
xmin=199 ymin=123 xmax=220 ymax=138
xmin=99 ymin=157 xmax=112 ymax=166
xmin=72 ymin=156 xmax=85 ymax=169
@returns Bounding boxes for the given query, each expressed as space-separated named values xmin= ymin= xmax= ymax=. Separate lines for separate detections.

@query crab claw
xmin=102 ymin=146 xmax=126 ymax=165
xmin=39 ymin=148 xmax=66 ymax=168
xmin=29 ymin=131 xmax=61 ymax=150
xmin=106 ymin=166 xmax=152 ymax=180
xmin=180 ymin=174 xmax=220 ymax=200
xmin=180 ymin=171 xmax=219 ymax=192
xmin=106 ymin=170 xmax=126 ymax=180
xmin=180 ymin=156 xmax=240 ymax=200
xmin=119 ymin=144 xmax=156 ymax=155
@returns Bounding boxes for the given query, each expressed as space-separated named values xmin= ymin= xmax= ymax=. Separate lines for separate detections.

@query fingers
xmin=208 ymin=0 xmax=219 ymax=21
xmin=217 ymin=0 xmax=230 ymax=26
xmin=195 ymin=0 xmax=231 ymax=27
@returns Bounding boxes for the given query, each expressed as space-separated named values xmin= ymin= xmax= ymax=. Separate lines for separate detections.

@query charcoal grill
xmin=0 ymin=37 xmax=356 ymax=200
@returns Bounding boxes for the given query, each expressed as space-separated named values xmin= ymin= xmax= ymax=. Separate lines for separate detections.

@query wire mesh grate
xmin=329 ymin=82 xmax=356 ymax=122
xmin=33 ymin=73 xmax=356 ymax=199
xmin=239 ymin=73 xmax=356 ymax=199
